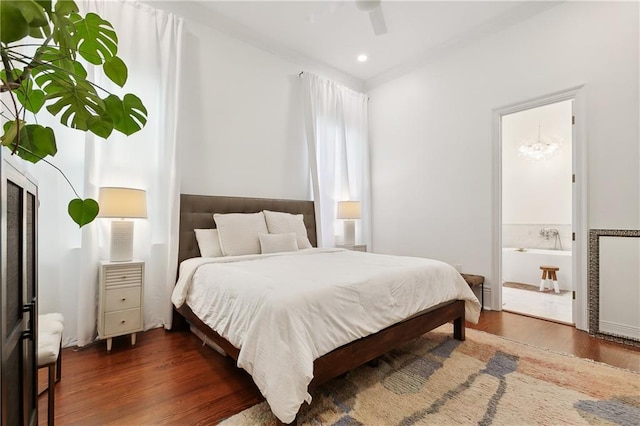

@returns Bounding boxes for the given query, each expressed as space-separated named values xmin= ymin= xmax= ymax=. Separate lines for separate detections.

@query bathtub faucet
xmin=539 ymin=228 xmax=554 ymax=239
xmin=539 ymin=228 xmax=563 ymax=250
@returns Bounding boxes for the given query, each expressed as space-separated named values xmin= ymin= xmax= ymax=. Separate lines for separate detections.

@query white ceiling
xmin=160 ymin=1 xmax=561 ymax=86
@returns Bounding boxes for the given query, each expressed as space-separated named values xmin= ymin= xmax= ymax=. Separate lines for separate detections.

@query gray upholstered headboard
xmin=178 ymin=194 xmax=317 ymax=264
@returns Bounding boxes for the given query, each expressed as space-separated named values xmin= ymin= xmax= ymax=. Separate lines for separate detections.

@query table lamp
xmin=98 ymin=187 xmax=147 ymax=262
xmin=337 ymin=201 xmax=361 ymax=245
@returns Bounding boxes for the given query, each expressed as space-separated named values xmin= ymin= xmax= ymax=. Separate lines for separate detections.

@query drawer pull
xmin=121 ymin=320 xmax=126 ymax=324
xmin=121 ymin=298 xmax=126 ymax=302
xmin=121 ymin=275 xmax=127 ymax=279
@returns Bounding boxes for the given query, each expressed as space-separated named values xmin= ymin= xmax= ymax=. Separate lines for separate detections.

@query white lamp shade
xmin=98 ymin=187 xmax=148 ymax=219
xmin=337 ymin=201 xmax=361 ymax=220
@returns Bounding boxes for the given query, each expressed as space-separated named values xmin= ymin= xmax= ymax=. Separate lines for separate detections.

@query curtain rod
xmin=297 ymin=70 xmax=369 ymax=99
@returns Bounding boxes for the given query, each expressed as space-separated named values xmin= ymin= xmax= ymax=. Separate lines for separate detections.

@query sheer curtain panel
xmin=29 ymin=0 xmax=184 ymax=346
xmin=301 ymin=73 xmax=371 ymax=248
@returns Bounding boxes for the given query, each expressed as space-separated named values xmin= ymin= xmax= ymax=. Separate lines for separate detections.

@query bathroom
xmin=501 ymin=100 xmax=573 ymax=324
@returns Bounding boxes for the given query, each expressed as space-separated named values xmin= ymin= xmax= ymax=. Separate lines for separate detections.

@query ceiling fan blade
xmin=369 ymin=6 xmax=387 ymax=36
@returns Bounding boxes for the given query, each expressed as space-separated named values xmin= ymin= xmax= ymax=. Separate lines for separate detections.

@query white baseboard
xmin=469 ymin=286 xmax=492 ymax=311
xmin=599 ymin=320 xmax=640 ymax=340
xmin=483 ymin=287 xmax=492 ymax=310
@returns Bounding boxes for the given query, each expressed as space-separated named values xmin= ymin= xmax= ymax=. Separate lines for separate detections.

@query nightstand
xmin=337 ymin=244 xmax=367 ymax=252
xmin=98 ymin=260 xmax=144 ymax=352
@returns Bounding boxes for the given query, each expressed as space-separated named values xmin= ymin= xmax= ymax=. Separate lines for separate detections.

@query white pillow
xmin=263 ymin=210 xmax=312 ymax=249
xmin=213 ymin=212 xmax=268 ymax=256
xmin=194 ymin=229 xmax=223 ymax=258
xmin=259 ymin=233 xmax=298 ymax=254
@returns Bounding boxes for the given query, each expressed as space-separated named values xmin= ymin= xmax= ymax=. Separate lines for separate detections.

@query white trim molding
xmin=491 ymin=85 xmax=588 ymax=331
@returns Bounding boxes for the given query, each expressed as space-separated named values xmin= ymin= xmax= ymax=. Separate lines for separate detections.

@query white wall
xmin=502 ymin=100 xmax=572 ymax=225
xmin=368 ymin=2 xmax=639 ymax=304
xmin=173 ymin=13 xmax=363 ymax=200
xmin=502 ymin=100 xmax=573 ymax=251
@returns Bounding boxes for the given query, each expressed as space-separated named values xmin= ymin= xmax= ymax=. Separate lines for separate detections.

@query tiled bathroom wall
xmin=502 ymin=224 xmax=572 ymax=251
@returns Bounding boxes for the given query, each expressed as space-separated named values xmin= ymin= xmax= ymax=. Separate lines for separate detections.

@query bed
xmin=172 ymin=194 xmax=481 ymax=424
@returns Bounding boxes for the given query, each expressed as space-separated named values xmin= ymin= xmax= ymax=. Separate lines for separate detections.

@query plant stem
xmin=6 ymin=50 xmax=115 ymax=96
xmin=0 ymin=31 xmax=54 ymax=90
xmin=1 ymin=49 xmax=15 ymax=82
xmin=6 ymin=88 xmax=21 ymax=155
xmin=7 ymin=146 xmax=81 ymax=199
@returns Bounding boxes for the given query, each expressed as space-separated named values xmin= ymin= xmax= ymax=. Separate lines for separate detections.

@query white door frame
xmin=491 ymin=85 xmax=588 ymax=331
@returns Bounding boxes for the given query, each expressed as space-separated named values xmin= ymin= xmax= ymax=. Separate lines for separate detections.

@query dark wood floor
xmin=39 ymin=311 xmax=640 ymax=425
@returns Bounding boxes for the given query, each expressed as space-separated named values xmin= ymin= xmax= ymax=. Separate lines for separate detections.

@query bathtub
xmin=502 ymin=248 xmax=572 ymax=291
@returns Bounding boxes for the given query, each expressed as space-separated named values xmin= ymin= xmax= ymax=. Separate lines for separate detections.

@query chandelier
xmin=518 ymin=124 xmax=562 ymax=161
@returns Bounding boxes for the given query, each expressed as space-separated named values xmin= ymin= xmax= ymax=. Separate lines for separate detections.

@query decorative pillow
xmin=213 ymin=212 xmax=268 ymax=256
xmin=258 ymin=233 xmax=299 ymax=254
xmin=263 ymin=210 xmax=313 ymax=249
xmin=194 ymin=229 xmax=223 ymax=258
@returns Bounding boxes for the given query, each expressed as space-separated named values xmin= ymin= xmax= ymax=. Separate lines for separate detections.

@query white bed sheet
xmin=172 ymin=248 xmax=481 ymax=423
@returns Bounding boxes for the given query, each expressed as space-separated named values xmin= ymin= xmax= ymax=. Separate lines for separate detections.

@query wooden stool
xmin=38 ymin=313 xmax=64 ymax=426
xmin=539 ymin=265 xmax=559 ymax=293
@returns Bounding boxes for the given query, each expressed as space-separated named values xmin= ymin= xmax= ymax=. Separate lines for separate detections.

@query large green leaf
xmin=16 ymin=0 xmax=48 ymax=26
xmin=103 ymin=56 xmax=127 ymax=87
xmin=37 ymin=69 xmax=105 ymax=131
xmin=87 ymin=114 xmax=113 ymax=139
xmin=51 ymin=12 xmax=77 ymax=60
xmin=68 ymin=198 xmax=99 ymax=227
xmin=1 ymin=1 xmax=30 ymax=43
xmin=27 ymin=124 xmax=57 ymax=159
xmin=71 ymin=59 xmax=88 ymax=78
xmin=103 ymin=94 xmax=147 ymax=136
xmin=28 ymin=22 xmax=50 ymax=39
xmin=9 ymin=74 xmax=46 ymax=113
xmin=34 ymin=0 xmax=51 ymax=12
xmin=1 ymin=0 xmax=50 ymax=43
xmin=17 ymin=86 xmax=46 ymax=114
xmin=0 ymin=68 xmax=19 ymax=87
xmin=0 ymin=121 xmax=23 ymax=148
xmin=53 ymin=0 xmax=77 ymax=15
xmin=72 ymin=12 xmax=117 ymax=65
xmin=29 ymin=46 xmax=87 ymax=79
xmin=1 ymin=121 xmax=57 ymax=163
xmin=51 ymin=0 xmax=78 ymax=57
xmin=31 ymin=45 xmax=78 ymax=75
xmin=103 ymin=94 xmax=124 ymax=125
xmin=116 ymin=94 xmax=147 ymax=135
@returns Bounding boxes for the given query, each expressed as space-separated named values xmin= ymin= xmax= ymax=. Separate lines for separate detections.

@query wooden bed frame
xmin=174 ymin=193 xmax=466 ymax=422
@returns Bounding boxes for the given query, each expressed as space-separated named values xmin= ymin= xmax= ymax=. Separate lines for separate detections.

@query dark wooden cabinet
xmin=1 ymin=152 xmax=38 ymax=426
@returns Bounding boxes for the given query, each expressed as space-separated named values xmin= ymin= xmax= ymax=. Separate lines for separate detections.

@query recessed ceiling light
xmin=357 ymin=54 xmax=368 ymax=62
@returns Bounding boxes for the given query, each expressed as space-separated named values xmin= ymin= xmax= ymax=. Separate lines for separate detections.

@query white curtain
xmin=29 ymin=0 xmax=183 ymax=346
xmin=301 ymin=73 xmax=371 ymax=247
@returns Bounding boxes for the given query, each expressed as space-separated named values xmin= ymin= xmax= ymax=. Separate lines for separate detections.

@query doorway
xmin=490 ymin=85 xmax=589 ymax=330
xmin=500 ymin=100 xmax=573 ymax=324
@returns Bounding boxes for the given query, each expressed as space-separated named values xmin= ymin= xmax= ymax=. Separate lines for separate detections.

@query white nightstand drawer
xmin=105 ymin=287 xmax=141 ymax=312
xmin=104 ymin=264 xmax=143 ymax=287
xmin=99 ymin=260 xmax=145 ymax=351
xmin=103 ymin=309 xmax=142 ymax=336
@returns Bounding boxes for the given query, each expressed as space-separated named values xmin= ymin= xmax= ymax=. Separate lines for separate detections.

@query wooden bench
xmin=460 ymin=273 xmax=484 ymax=311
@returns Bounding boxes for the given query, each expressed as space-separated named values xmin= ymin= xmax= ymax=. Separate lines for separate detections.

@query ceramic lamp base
xmin=343 ymin=220 xmax=355 ymax=245
xmin=110 ymin=220 xmax=134 ymax=262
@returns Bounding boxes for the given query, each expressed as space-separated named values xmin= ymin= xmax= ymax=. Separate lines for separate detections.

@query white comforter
xmin=172 ymin=248 xmax=481 ymax=423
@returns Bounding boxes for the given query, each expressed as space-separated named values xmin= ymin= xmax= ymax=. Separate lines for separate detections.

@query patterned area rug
xmin=221 ymin=325 xmax=639 ymax=425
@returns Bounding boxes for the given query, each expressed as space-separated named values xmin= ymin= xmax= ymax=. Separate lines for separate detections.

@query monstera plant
xmin=0 ymin=0 xmax=147 ymax=226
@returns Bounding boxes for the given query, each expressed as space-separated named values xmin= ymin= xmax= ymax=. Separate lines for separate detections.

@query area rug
xmin=220 ymin=325 xmax=639 ymax=425
xmin=503 ymin=281 xmax=569 ymax=295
